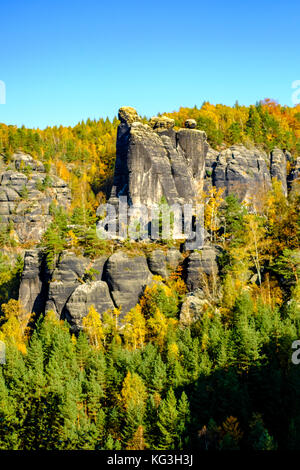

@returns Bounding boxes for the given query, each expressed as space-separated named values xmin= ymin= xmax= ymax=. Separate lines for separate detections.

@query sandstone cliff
xmin=109 ymin=107 xmax=208 ymax=207
xmin=0 ymin=152 xmax=71 ymax=243
xmin=109 ymin=107 xmax=291 ymax=209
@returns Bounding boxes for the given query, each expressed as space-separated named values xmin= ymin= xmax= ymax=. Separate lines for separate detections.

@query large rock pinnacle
xmin=109 ymin=107 xmax=208 ymax=208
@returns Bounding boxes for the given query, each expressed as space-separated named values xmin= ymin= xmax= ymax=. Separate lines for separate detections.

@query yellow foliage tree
xmin=167 ymin=342 xmax=179 ymax=361
xmin=205 ymin=187 xmax=225 ymax=242
xmin=0 ymin=299 xmax=31 ymax=353
xmin=120 ymin=371 xmax=147 ymax=411
xmin=147 ymin=308 xmax=169 ymax=350
xmin=82 ymin=304 xmax=104 ymax=350
xmin=101 ymin=308 xmax=122 ymax=346
xmin=122 ymin=304 xmax=146 ymax=350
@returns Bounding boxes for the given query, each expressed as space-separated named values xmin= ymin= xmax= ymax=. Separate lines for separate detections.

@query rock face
xmin=147 ymin=248 xmax=184 ymax=278
xmin=109 ymin=107 xmax=209 ymax=208
xmin=212 ymin=145 xmax=271 ymax=203
xmin=185 ymin=246 xmax=219 ymax=292
xmin=270 ymin=148 xmax=287 ymax=195
xmin=13 ymin=108 xmax=300 ymax=333
xmin=108 ymin=107 xmax=296 ymax=218
xmin=18 ymin=250 xmax=47 ymax=314
xmin=19 ymin=247 xmax=184 ymax=328
xmin=45 ymin=252 xmax=90 ymax=317
xmin=0 ymin=152 xmax=71 ymax=243
xmin=64 ymin=281 xmax=114 ymax=332
xmin=203 ymin=147 xmax=219 ymax=192
xmin=104 ymin=251 xmax=152 ymax=315
xmin=180 ymin=291 xmax=210 ymax=326
xmin=289 ymin=156 xmax=300 ymax=192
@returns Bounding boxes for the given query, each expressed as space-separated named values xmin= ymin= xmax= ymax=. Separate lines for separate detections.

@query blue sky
xmin=0 ymin=0 xmax=299 ymax=128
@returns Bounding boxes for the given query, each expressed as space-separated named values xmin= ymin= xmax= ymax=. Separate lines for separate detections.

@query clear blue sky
xmin=0 ymin=0 xmax=299 ymax=129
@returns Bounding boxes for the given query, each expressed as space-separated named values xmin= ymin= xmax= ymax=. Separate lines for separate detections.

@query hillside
xmin=0 ymin=102 xmax=299 ymax=450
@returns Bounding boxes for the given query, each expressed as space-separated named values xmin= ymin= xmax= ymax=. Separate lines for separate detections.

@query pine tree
xmin=156 ymin=388 xmax=178 ymax=449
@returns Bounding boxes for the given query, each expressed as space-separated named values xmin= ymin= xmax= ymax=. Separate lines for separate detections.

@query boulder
xmin=118 ymin=106 xmax=140 ymax=125
xmin=147 ymin=250 xmax=168 ymax=278
xmin=166 ymin=248 xmax=184 ymax=272
xmin=184 ymin=119 xmax=197 ymax=129
xmin=147 ymin=248 xmax=183 ymax=278
xmin=149 ymin=116 xmax=175 ymax=130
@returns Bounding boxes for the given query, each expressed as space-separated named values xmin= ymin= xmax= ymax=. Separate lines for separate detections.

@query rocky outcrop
xmin=212 ymin=145 xmax=271 ymax=203
xmin=108 ymin=107 xmax=297 ymax=223
xmin=109 ymin=107 xmax=209 ymax=208
xmin=18 ymin=250 xmax=47 ymax=314
xmin=147 ymin=248 xmax=183 ymax=278
xmin=185 ymin=246 xmax=219 ymax=292
xmin=270 ymin=148 xmax=287 ymax=195
xmin=203 ymin=147 xmax=219 ymax=192
xmin=45 ymin=252 xmax=90 ymax=317
xmin=13 ymin=107 xmax=300 ymax=334
xmin=104 ymin=251 xmax=152 ymax=314
xmin=64 ymin=281 xmax=114 ymax=332
xmin=19 ymin=247 xmax=184 ymax=327
xmin=289 ymin=156 xmax=300 ymax=192
xmin=180 ymin=290 xmax=211 ymax=326
xmin=0 ymin=152 xmax=71 ymax=243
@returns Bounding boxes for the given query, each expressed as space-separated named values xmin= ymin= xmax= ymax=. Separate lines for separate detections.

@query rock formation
xmin=211 ymin=145 xmax=272 ymax=203
xmin=109 ymin=107 xmax=297 ymax=211
xmin=8 ymin=106 xmax=300 ymax=330
xmin=0 ymin=152 xmax=71 ymax=243
xmin=18 ymin=250 xmax=47 ymax=315
xmin=64 ymin=281 xmax=114 ymax=332
xmin=109 ymin=107 xmax=209 ymax=208
xmin=184 ymin=246 xmax=219 ymax=292
xmin=289 ymin=156 xmax=300 ymax=192
xmin=270 ymin=148 xmax=287 ymax=196
xmin=104 ymin=251 xmax=152 ymax=313
xmin=19 ymin=247 xmax=186 ymax=329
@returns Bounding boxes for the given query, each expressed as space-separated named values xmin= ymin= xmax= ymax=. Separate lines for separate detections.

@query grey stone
xmin=180 ymin=290 xmax=211 ymax=325
xmin=185 ymin=246 xmax=218 ymax=291
xmin=19 ymin=250 xmax=45 ymax=314
xmin=118 ymin=106 xmax=140 ymax=125
xmin=13 ymin=152 xmax=45 ymax=173
xmin=108 ymin=107 xmax=209 ymax=210
xmin=147 ymin=250 xmax=168 ymax=278
xmin=288 ymin=156 xmax=300 ymax=192
xmin=270 ymin=148 xmax=287 ymax=195
xmin=0 ymin=153 xmax=71 ymax=243
xmin=64 ymin=281 xmax=114 ymax=331
xmin=166 ymin=248 xmax=184 ymax=272
xmin=184 ymin=119 xmax=197 ymax=129
xmin=212 ymin=145 xmax=271 ymax=204
xmin=104 ymin=250 xmax=152 ymax=315
xmin=149 ymin=116 xmax=175 ymax=130
xmin=45 ymin=252 xmax=90 ymax=317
